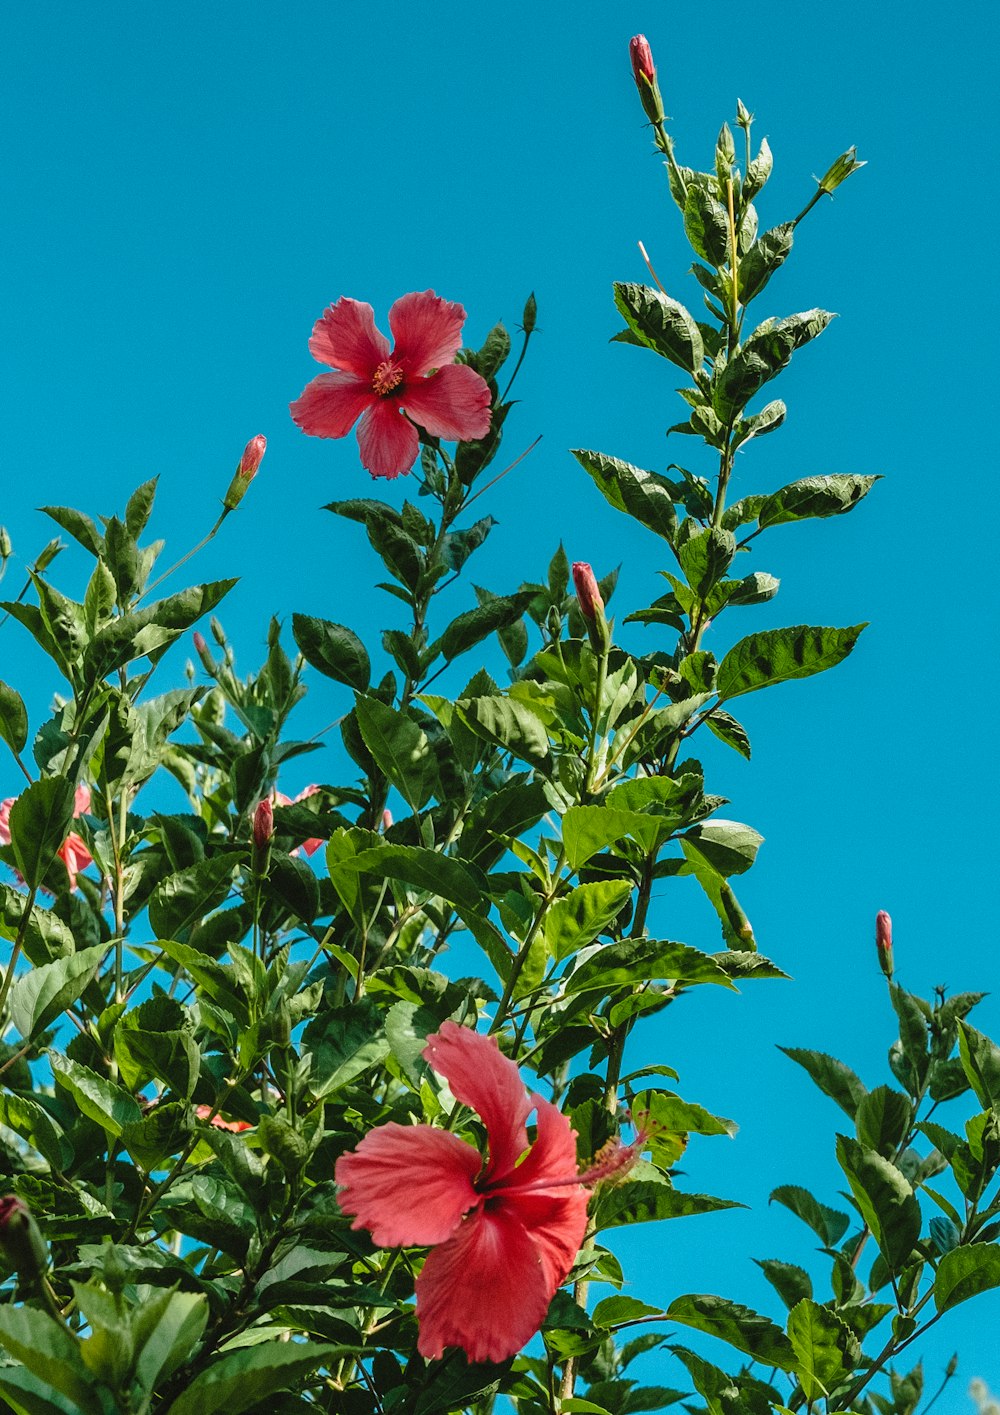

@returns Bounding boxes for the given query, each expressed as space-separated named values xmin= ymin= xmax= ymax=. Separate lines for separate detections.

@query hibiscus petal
xmin=415 ymin=1202 xmax=551 ymax=1364
xmin=423 ymin=1022 xmax=531 ymax=1183
xmin=308 ymin=297 xmax=389 ymax=376
xmin=73 ymin=784 xmax=91 ymax=816
xmin=355 ymin=401 xmax=420 ymax=480
xmin=0 ymin=799 xmax=12 ymax=848
xmin=389 ymin=290 xmax=467 ymax=378
xmin=290 ymin=372 xmax=374 ymax=440
xmin=335 ymin=1122 xmax=481 ymax=1248
xmin=401 ymin=365 xmax=492 ymax=443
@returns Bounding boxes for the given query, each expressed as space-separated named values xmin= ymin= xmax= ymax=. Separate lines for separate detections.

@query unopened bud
xmin=521 ymin=292 xmax=537 ymax=335
xmin=945 ymin=1353 xmax=958 ymax=1379
xmin=0 ymin=1196 xmax=48 ymax=1280
xmin=33 ymin=538 xmax=64 ymax=574
xmin=253 ymin=797 xmax=274 ymax=855
xmin=818 ymin=146 xmax=866 ymax=196
xmin=223 ymin=434 xmax=267 ymax=510
xmin=735 ymin=98 xmax=753 ymax=131
xmin=210 ymin=616 xmax=227 ymax=648
xmin=572 ymin=561 xmax=610 ymax=655
xmin=381 ymin=808 xmax=393 ymax=832
xmin=628 ymin=34 xmax=665 ymax=127
xmin=192 ymin=631 xmax=216 ymax=673
xmin=0 ymin=528 xmax=11 ymax=561
xmin=876 ymin=909 xmax=893 ymax=979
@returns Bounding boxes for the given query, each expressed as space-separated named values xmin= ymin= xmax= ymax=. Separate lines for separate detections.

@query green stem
xmin=139 ymin=509 xmax=228 ymax=603
xmin=0 ymin=885 xmax=37 ymax=1018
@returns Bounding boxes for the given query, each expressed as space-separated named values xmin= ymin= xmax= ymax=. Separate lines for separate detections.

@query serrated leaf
xmin=354 ymin=695 xmax=437 ymax=811
xmin=291 ymin=614 xmax=370 ymax=691
xmin=717 ymin=624 xmax=865 ymax=700
xmin=565 ymin=938 xmax=734 ymax=995
xmin=167 ymin=1341 xmax=352 ymax=1415
xmin=667 ymin=1293 xmax=795 ymax=1370
xmin=0 ymin=681 xmax=28 ymax=756
xmin=779 ymin=1047 xmax=867 ymax=1119
xmin=542 ymin=881 xmax=633 ymax=962
xmin=50 ymin=1052 xmax=142 ymax=1137
xmin=934 ymin=1243 xmax=1000 ymax=1312
xmin=7 ymin=777 xmax=75 ymax=889
xmin=958 ymin=1022 xmax=1000 ymax=1110
xmin=571 ymin=449 xmax=678 ymax=544
xmin=440 ymin=592 xmax=532 ymax=662
xmin=754 ymin=1259 xmax=813 ymax=1311
xmin=595 ymin=1179 xmax=742 ymax=1230
xmin=612 ymin=283 xmax=704 ymax=373
xmin=786 ymin=1299 xmax=858 ymax=1401
xmin=757 ymin=475 xmax=879 ymax=530
xmin=836 ymin=1135 xmax=921 ymax=1273
xmin=769 ymin=1185 xmax=850 ymax=1246
xmin=8 ymin=944 xmax=106 ymax=1040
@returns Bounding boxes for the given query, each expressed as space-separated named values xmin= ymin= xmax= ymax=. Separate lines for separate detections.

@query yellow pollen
xmin=372 ymin=360 xmax=404 ymax=396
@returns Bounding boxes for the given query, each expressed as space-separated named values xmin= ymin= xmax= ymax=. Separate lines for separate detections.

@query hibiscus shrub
xmin=0 ymin=33 xmax=997 ymax=1415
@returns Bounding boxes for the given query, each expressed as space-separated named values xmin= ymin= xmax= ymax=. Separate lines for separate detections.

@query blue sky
xmin=1 ymin=0 xmax=998 ymax=1399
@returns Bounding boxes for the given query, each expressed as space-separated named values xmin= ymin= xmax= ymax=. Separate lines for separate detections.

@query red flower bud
xmin=253 ymin=797 xmax=274 ymax=853
xmin=239 ymin=434 xmax=267 ymax=479
xmin=572 ymin=562 xmax=604 ymax=621
xmin=629 ymin=34 xmax=656 ymax=85
xmin=223 ymin=434 xmax=267 ymax=510
xmin=382 ymin=808 xmax=393 ymax=831
xmin=628 ymin=34 xmax=665 ymax=125
xmin=0 ymin=1195 xmax=48 ymax=1279
xmin=876 ymin=909 xmax=893 ymax=979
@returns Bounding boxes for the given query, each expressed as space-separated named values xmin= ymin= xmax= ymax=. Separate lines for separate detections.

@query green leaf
xmin=754 ymin=1259 xmax=813 ymax=1311
xmin=167 ymin=1341 xmax=351 ymax=1415
xmin=565 ymin=938 xmax=734 ymax=995
xmin=779 ymin=1048 xmax=867 ymax=1119
xmin=84 ymin=580 xmax=236 ymax=677
xmin=595 ymin=1179 xmax=742 ymax=1230
xmin=737 ymin=223 xmax=794 ymax=304
xmin=678 ymin=528 xmax=736 ymax=597
xmin=132 ymin=1288 xmax=208 ymax=1393
xmin=456 ymin=696 xmax=550 ymax=764
xmin=350 ymin=844 xmax=488 ymax=915
xmin=0 ymin=681 xmax=28 ymax=756
xmin=612 ymin=283 xmax=704 ymax=373
xmin=958 ymin=1022 xmax=1000 ymax=1110
xmin=571 ymin=449 xmax=678 ymax=544
xmin=114 ymin=995 xmax=201 ymax=1099
xmin=683 ymin=186 xmax=731 ymax=267
xmin=440 ymin=592 xmax=532 ymax=662
xmin=148 ymin=855 xmax=237 ymax=940
xmin=49 ymin=1052 xmax=142 ymax=1137
xmin=303 ymin=1001 xmax=390 ymax=1097
xmin=757 ymin=474 xmax=880 ymax=530
xmin=0 ymin=1362 xmax=83 ymax=1415
xmin=125 ymin=477 xmax=158 ymax=538
xmin=7 ymin=777 xmax=75 ymax=889
xmin=705 ymin=710 xmax=751 ymax=759
xmin=717 ymin=624 xmax=865 ymax=701
xmin=39 ymin=505 xmax=103 ymax=556
xmin=714 ymin=310 xmax=835 ymax=419
xmin=934 ymin=1243 xmax=1000 ymax=1312
xmin=8 ymin=944 xmax=106 ymax=1041
xmin=542 ymin=881 xmax=633 ymax=962
xmin=0 ymin=1306 xmax=100 ymax=1413
xmin=786 ymin=1299 xmax=859 ymax=1401
xmin=836 ymin=1135 xmax=921 ymax=1273
xmin=0 ymin=1091 xmax=71 ymax=1171
xmin=769 ymin=1185 xmax=850 ymax=1247
xmin=561 ymin=804 xmax=661 ymax=869
xmin=667 ymin=1294 xmax=795 ymax=1370
xmin=856 ymin=1086 xmax=913 ymax=1157
xmin=291 ymin=614 xmax=370 ymax=691
xmin=354 ymin=694 xmax=437 ymax=811
xmin=681 ymin=820 xmax=762 ymax=879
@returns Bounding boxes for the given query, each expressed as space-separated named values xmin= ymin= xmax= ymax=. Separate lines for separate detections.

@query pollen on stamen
xmin=577 ymin=1126 xmax=650 ymax=1188
xmin=372 ymin=360 xmax=404 ymax=396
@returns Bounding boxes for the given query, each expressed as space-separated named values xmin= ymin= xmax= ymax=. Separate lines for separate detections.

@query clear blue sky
xmin=1 ymin=0 xmax=997 ymax=1400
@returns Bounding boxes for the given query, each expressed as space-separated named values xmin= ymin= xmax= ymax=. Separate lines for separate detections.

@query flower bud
xmin=735 ymin=98 xmax=753 ymax=131
xmin=0 ymin=1196 xmax=48 ymax=1280
xmin=34 ymin=538 xmax=64 ymax=573
xmin=573 ymin=561 xmax=610 ymax=654
xmin=223 ymin=434 xmax=267 ymax=510
xmin=628 ymin=34 xmax=665 ymax=126
xmin=521 ymin=291 xmax=537 ymax=335
xmin=253 ymin=797 xmax=274 ymax=854
xmin=0 ymin=528 xmax=11 ymax=562
xmin=382 ymin=808 xmax=393 ymax=832
xmin=818 ymin=146 xmax=866 ymax=195
xmin=876 ymin=909 xmax=893 ymax=979
xmin=192 ymin=631 xmax=216 ymax=673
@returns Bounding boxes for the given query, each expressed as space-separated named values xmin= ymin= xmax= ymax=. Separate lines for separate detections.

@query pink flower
xmin=273 ymin=784 xmax=324 ymax=857
xmin=195 ymin=1105 xmax=252 ymax=1133
xmin=334 ymin=1021 xmax=590 ymax=1364
xmin=289 ymin=291 xmax=492 ymax=480
xmin=0 ymin=783 xmax=93 ymax=890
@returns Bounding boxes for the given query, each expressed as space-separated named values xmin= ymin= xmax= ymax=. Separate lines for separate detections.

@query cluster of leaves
xmin=0 ymin=72 xmax=993 ymax=1415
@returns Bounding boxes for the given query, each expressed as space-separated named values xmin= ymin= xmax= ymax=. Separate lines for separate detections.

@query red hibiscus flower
xmin=289 ymin=291 xmax=492 ymax=480
xmin=0 ymin=783 xmax=93 ymax=891
xmin=194 ymin=1105 xmax=252 ymax=1133
xmin=334 ymin=1021 xmax=592 ymax=1364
